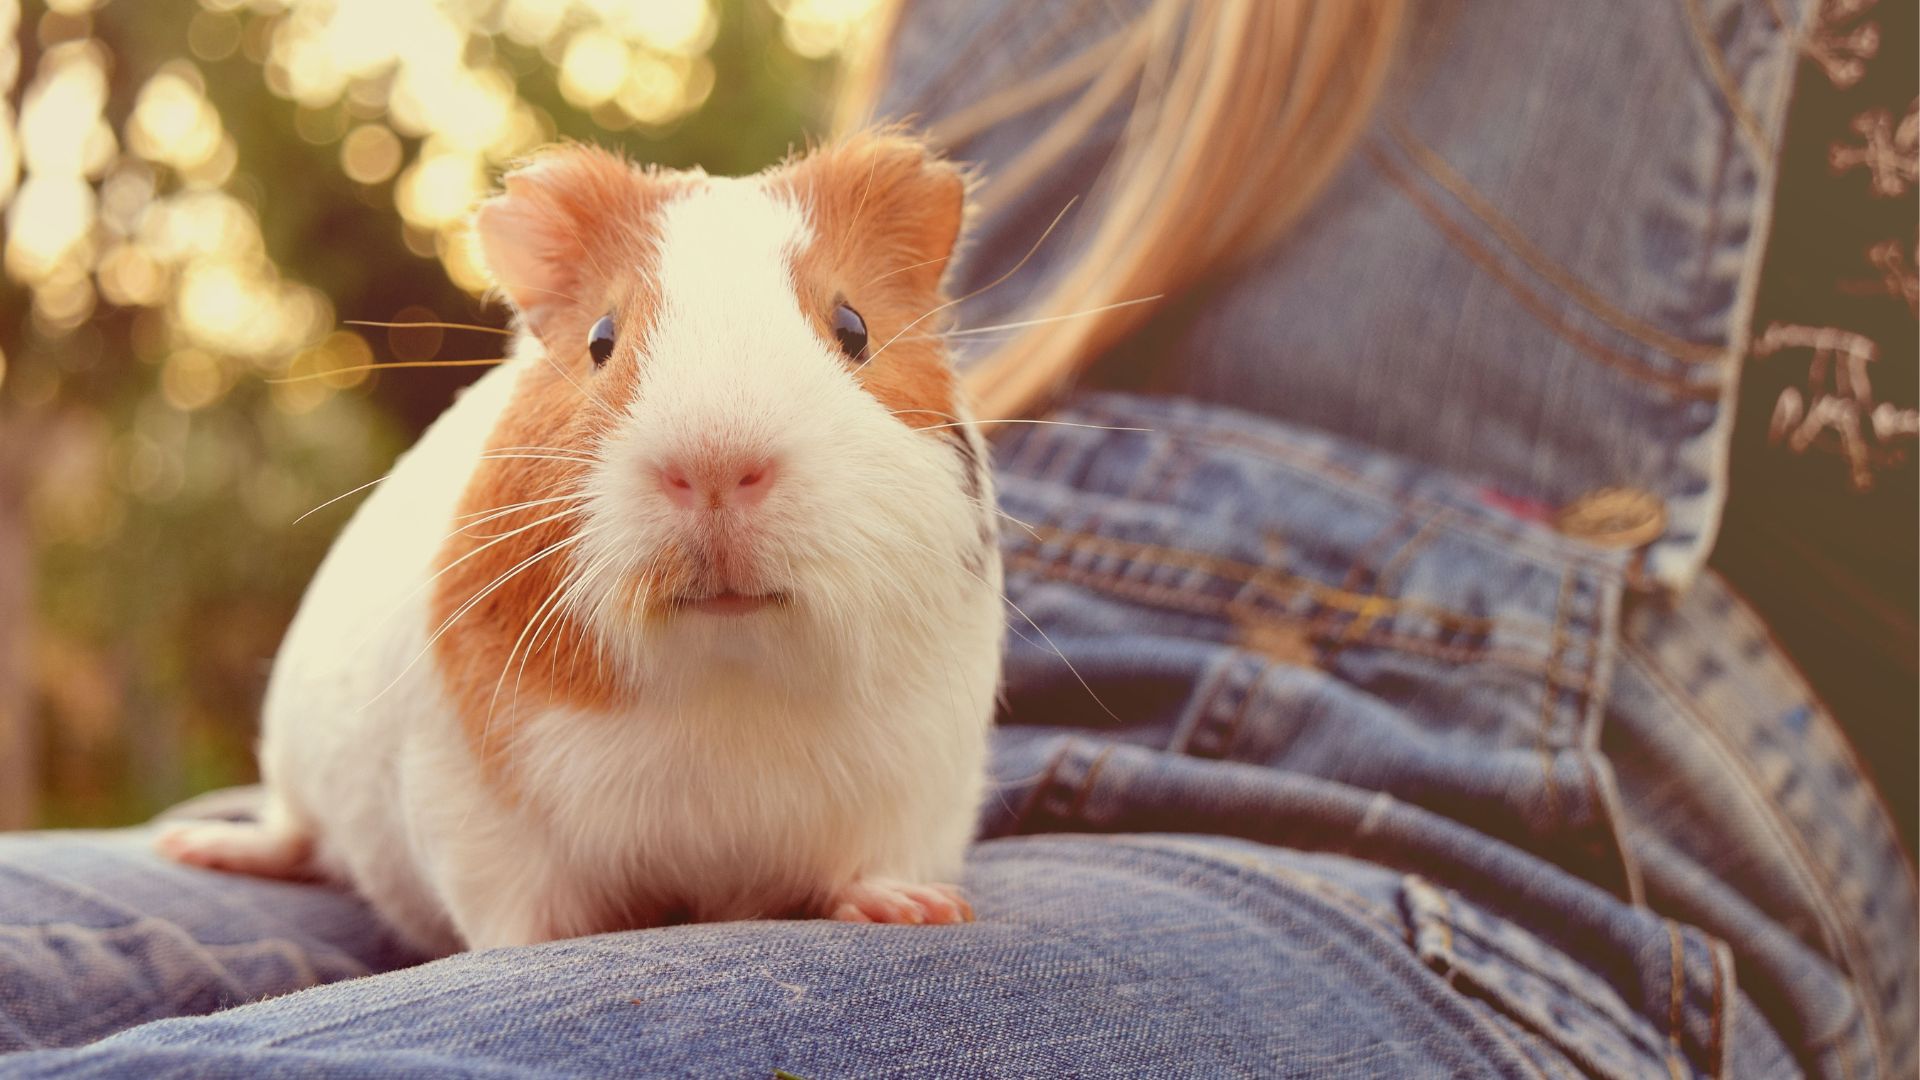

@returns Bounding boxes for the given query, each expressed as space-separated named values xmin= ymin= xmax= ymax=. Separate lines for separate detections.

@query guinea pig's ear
xmin=792 ymin=134 xmax=968 ymax=296
xmin=472 ymin=145 xmax=657 ymax=335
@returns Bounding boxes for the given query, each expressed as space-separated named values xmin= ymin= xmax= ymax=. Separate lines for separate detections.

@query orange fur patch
xmin=435 ymin=147 xmax=680 ymax=779
xmin=772 ymin=134 xmax=967 ymax=429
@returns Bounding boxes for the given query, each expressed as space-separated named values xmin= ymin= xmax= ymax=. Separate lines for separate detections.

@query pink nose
xmin=657 ymin=454 xmax=777 ymax=510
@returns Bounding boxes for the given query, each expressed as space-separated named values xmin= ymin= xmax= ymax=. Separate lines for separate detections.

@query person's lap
xmin=2 ymin=828 xmax=1568 ymax=1078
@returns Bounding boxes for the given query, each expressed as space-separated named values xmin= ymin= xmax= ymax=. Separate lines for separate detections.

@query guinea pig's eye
xmin=830 ymin=301 xmax=868 ymax=362
xmin=587 ymin=315 xmax=617 ymax=367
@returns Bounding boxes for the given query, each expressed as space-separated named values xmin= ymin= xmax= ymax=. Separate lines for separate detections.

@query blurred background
xmin=0 ymin=0 xmax=867 ymax=827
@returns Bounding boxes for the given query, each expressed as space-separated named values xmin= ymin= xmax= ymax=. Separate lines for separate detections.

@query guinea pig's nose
xmin=656 ymin=453 xmax=778 ymax=511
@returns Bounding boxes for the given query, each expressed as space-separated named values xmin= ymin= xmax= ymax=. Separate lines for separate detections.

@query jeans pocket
xmin=1400 ymin=875 xmax=1733 ymax=1080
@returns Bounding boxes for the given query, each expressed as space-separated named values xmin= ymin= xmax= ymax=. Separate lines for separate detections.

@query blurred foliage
xmin=0 ymin=0 xmax=875 ymax=826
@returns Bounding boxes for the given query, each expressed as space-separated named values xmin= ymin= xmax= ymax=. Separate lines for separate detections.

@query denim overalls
xmin=0 ymin=1 xmax=1910 ymax=1076
xmin=889 ymin=0 xmax=1915 ymax=1076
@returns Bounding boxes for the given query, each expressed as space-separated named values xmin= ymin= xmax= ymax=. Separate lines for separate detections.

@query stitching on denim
xmin=1665 ymin=919 xmax=1689 ymax=1080
xmin=1707 ymin=935 xmax=1731 ymax=1079
xmin=1118 ymin=436 xmax=1171 ymax=503
xmin=1711 ymin=576 xmax=1918 ymax=887
xmin=1374 ymin=507 xmax=1456 ymax=596
xmin=1568 ymin=576 xmax=1607 ymax=737
xmin=1063 ymin=742 xmax=1116 ymax=824
xmin=1121 ymin=435 xmax=1176 ymax=504
xmin=1678 ymin=0 xmax=1776 ymax=161
xmin=1536 ymin=571 xmax=1575 ymax=826
xmin=1340 ymin=509 xmax=1415 ymax=592
xmin=1413 ymin=882 xmax=1674 ymax=1076
xmin=1006 ymin=545 xmax=1567 ymax=678
xmin=1170 ymin=654 xmax=1235 ymax=756
xmin=1148 ymin=448 xmax=1200 ymax=505
xmin=1384 ymin=120 xmax=1726 ymax=364
xmin=1364 ymin=145 xmax=1723 ymax=402
xmin=1434 ymin=912 xmax=1679 ymax=1064
xmin=1206 ymin=657 xmax=1269 ymax=760
xmin=1579 ymin=750 xmax=1650 ymax=908
xmin=1839 ymin=1026 xmax=1859 ymax=1080
xmin=1066 ymin=400 xmax=1632 ymax=577
xmin=1357 ymin=790 xmax=1397 ymax=838
xmin=1024 ymin=522 xmax=1525 ymax=639
xmin=1132 ymin=836 xmax=1406 ymax=936
xmin=1563 ymin=573 xmax=1646 ymax=905
xmin=1002 ymin=546 xmax=1575 ymax=681
xmin=1690 ymin=108 xmax=1737 ymax=346
xmin=1335 ymin=508 xmax=1460 ymax=650
xmin=1622 ymin=639 xmax=1886 ymax=1074
xmin=1010 ymin=741 xmax=1074 ymax=833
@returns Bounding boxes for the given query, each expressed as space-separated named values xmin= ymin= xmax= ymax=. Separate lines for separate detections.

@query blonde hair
xmin=837 ymin=0 xmax=1407 ymax=420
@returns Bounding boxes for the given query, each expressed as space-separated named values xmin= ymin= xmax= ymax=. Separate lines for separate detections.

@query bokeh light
xmin=0 ymin=0 xmax=882 ymax=827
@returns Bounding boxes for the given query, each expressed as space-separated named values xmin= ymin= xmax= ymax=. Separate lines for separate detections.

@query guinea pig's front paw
xmin=826 ymin=879 xmax=973 ymax=925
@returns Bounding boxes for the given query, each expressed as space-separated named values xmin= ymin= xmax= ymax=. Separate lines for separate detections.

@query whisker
xmin=453 ymin=493 xmax=584 ymax=525
xmin=268 ymin=358 xmax=507 ymax=384
xmin=344 ymin=319 xmax=514 ymax=336
xmin=493 ymin=279 xmax=584 ymax=306
xmin=909 ymin=418 xmax=1153 ymax=434
xmin=874 ymin=522 xmax=1120 ymax=724
xmin=347 ymin=504 xmax=588 ymax=658
xmin=863 ymin=252 xmax=950 ymax=288
xmin=944 ymin=294 xmax=1162 ymax=336
xmin=457 ymin=503 xmax=586 ymax=539
xmin=360 ymin=530 xmax=587 ymax=713
xmin=485 ymin=526 xmax=610 ymax=745
xmin=487 ymin=445 xmax=601 ymax=460
xmin=859 ymin=196 xmax=1080 ymax=371
xmin=293 ymin=476 xmax=387 ymax=525
xmin=477 ymin=453 xmax=601 ymax=466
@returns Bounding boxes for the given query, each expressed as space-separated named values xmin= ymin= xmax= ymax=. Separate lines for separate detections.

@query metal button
xmin=1554 ymin=487 xmax=1666 ymax=549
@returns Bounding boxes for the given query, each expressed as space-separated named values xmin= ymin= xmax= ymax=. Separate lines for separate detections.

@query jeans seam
xmin=1204 ymin=657 xmax=1268 ymax=761
xmin=1170 ymin=655 xmax=1235 ymax=757
xmin=1003 ymin=547 xmax=1570 ymax=681
xmin=1337 ymin=509 xmax=1456 ymax=652
xmin=1020 ymin=522 xmax=1557 ymax=646
xmin=1364 ymin=143 xmax=1723 ymax=402
xmin=1536 ymin=570 xmax=1574 ymax=827
xmin=1621 ymin=639 xmax=1887 ymax=1074
xmin=1009 ymin=741 xmax=1073 ymax=833
xmin=1384 ymin=118 xmax=1727 ymax=363
xmin=1708 ymin=935 xmax=1732 ymax=1079
xmin=1411 ymin=878 xmax=1674 ymax=1073
xmin=1065 ymin=399 xmax=1643 ymax=576
xmin=1124 ymin=437 xmax=1177 ymax=504
xmin=1678 ymin=0 xmax=1776 ymax=161
xmin=1578 ymin=750 xmax=1650 ymax=908
xmin=1665 ymin=919 xmax=1689 ymax=1080
xmin=1063 ymin=743 xmax=1116 ymax=823
xmin=1117 ymin=835 xmax=1406 ymax=938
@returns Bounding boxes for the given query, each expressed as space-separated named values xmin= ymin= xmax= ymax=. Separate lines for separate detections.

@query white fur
xmin=180 ymin=176 xmax=1003 ymax=953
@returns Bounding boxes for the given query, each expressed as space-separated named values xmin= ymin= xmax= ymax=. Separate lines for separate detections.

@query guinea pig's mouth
xmin=668 ymin=590 xmax=791 ymax=617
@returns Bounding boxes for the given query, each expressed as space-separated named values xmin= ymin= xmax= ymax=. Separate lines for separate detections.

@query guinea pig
xmin=155 ymin=134 xmax=1004 ymax=954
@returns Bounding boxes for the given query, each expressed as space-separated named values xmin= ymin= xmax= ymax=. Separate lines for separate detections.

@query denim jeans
xmin=5 ymin=0 xmax=1915 ymax=1076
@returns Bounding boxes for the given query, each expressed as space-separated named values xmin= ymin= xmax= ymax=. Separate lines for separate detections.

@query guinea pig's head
xmin=433 ymin=136 xmax=997 ymax=710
